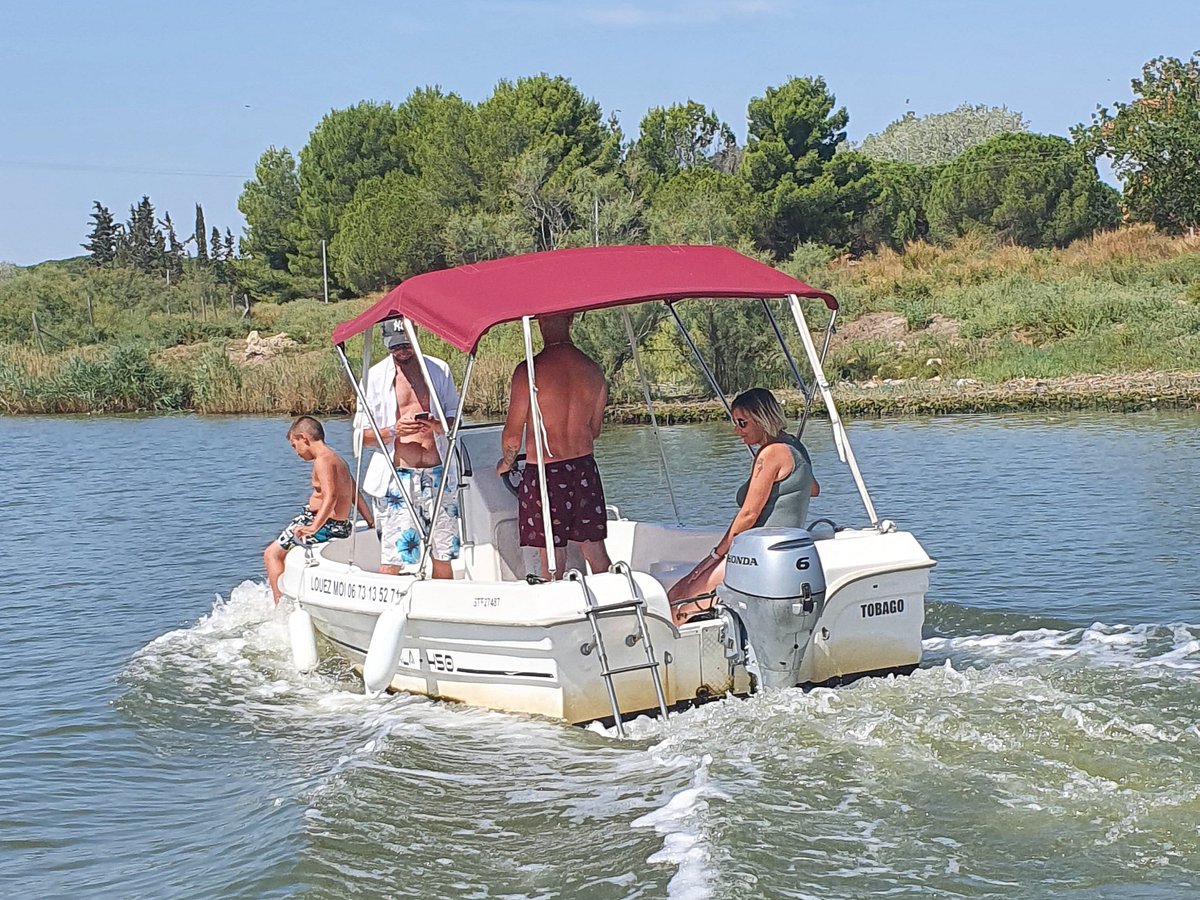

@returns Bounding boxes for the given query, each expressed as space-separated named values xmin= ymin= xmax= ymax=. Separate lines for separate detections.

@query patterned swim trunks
xmin=277 ymin=506 xmax=353 ymax=550
xmin=375 ymin=464 xmax=461 ymax=567
xmin=518 ymin=454 xmax=608 ymax=548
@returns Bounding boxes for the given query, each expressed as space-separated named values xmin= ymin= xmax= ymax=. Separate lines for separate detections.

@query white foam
xmin=925 ymin=621 xmax=1200 ymax=675
xmin=631 ymin=753 xmax=731 ymax=900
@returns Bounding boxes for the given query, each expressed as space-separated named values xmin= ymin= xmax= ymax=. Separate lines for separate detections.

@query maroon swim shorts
xmin=518 ymin=454 xmax=608 ymax=548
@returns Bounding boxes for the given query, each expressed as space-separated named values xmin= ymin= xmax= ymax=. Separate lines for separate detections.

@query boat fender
xmin=363 ymin=604 xmax=408 ymax=696
xmin=288 ymin=607 xmax=320 ymax=673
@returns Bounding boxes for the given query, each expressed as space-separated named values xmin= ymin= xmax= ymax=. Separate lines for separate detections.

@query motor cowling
xmin=717 ymin=527 xmax=827 ymax=690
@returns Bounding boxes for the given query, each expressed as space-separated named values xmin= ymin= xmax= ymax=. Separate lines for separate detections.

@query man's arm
xmin=497 ymin=364 xmax=529 ymax=474
xmin=356 ymin=490 xmax=374 ymax=528
xmin=357 ymin=373 xmax=393 ymax=448
xmin=590 ymin=373 xmax=608 ymax=439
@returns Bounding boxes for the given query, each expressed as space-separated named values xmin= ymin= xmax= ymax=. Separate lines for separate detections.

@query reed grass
xmin=4 ymin=226 xmax=1200 ymax=417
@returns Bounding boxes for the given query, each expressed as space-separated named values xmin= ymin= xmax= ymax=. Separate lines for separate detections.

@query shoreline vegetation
xmin=7 ymin=58 xmax=1197 ymax=421
xmin=3 ymin=227 xmax=1199 ymax=420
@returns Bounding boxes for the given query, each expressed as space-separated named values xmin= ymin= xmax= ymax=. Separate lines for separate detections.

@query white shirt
xmin=355 ymin=353 xmax=460 ymax=497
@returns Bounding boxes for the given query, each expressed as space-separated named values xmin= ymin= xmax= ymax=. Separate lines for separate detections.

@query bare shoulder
xmin=570 ymin=347 xmax=604 ymax=377
xmin=316 ymin=448 xmax=348 ymax=476
xmin=756 ymin=442 xmax=793 ymax=470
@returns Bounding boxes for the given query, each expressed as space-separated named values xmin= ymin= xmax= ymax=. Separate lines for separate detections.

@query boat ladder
xmin=567 ymin=563 xmax=669 ymax=738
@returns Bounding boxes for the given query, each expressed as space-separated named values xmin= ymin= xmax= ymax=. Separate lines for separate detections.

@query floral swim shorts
xmin=375 ymin=464 xmax=461 ymax=567
xmin=277 ymin=506 xmax=353 ymax=550
xmin=518 ymin=454 xmax=608 ymax=548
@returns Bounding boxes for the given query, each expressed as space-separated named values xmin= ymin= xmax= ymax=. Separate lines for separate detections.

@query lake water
xmin=2 ymin=411 xmax=1198 ymax=898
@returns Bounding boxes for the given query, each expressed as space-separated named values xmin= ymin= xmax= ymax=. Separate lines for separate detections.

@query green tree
xmin=1074 ymin=51 xmax=1200 ymax=233
xmin=238 ymin=146 xmax=300 ymax=270
xmin=292 ymin=103 xmax=406 ymax=278
xmin=633 ymin=101 xmax=736 ymax=183
xmin=442 ymin=210 xmax=534 ymax=265
xmin=331 ymin=170 xmax=447 ymax=293
xmin=848 ymin=160 xmax=938 ymax=251
xmin=927 ymin=132 xmax=1120 ymax=247
xmin=859 ymin=104 xmax=1028 ymax=165
xmin=646 ymin=168 xmax=754 ymax=245
xmin=674 ymin=299 xmax=788 ymax=395
xmin=741 ymin=76 xmax=863 ymax=254
xmin=194 ymin=203 xmax=208 ymax=264
xmin=116 ymin=196 xmax=164 ymax=274
xmin=161 ymin=212 xmax=185 ymax=282
xmin=82 ymin=201 xmax=118 ymax=267
xmin=472 ymin=74 xmax=621 ymax=248
xmin=396 ymin=87 xmax=480 ymax=211
xmin=559 ymin=166 xmax=646 ymax=248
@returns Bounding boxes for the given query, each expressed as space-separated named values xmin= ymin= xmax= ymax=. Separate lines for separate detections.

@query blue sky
xmin=0 ymin=0 xmax=1195 ymax=265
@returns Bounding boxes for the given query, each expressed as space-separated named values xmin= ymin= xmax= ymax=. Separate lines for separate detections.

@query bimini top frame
xmin=332 ymin=246 xmax=879 ymax=580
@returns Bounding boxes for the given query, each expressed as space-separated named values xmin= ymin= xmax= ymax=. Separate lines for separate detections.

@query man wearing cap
xmin=358 ymin=318 xmax=461 ymax=579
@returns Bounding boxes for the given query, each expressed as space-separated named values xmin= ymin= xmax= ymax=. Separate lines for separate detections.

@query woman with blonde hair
xmin=667 ymin=388 xmax=819 ymax=623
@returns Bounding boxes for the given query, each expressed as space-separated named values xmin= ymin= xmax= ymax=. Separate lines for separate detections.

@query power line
xmin=0 ymin=158 xmax=249 ymax=179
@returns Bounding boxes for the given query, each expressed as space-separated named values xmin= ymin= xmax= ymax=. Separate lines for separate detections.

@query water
xmin=2 ymin=412 xmax=1198 ymax=898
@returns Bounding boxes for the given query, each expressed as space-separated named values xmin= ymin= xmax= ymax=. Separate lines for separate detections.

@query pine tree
xmin=82 ymin=201 xmax=117 ymax=266
xmin=224 ymin=228 xmax=236 ymax=260
xmin=118 ymin=195 xmax=164 ymax=273
xmin=194 ymin=203 xmax=208 ymax=264
xmin=211 ymin=225 xmax=227 ymax=283
xmin=161 ymin=212 xmax=185 ymax=282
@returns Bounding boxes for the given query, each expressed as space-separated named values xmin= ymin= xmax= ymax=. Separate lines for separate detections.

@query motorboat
xmin=279 ymin=245 xmax=935 ymax=735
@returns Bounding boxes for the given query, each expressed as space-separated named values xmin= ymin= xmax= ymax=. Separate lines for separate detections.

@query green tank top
xmin=734 ymin=435 xmax=814 ymax=529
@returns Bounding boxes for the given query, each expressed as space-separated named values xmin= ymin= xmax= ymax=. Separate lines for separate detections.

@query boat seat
xmin=493 ymin=516 xmax=526 ymax=581
xmin=649 ymin=560 xmax=693 ymax=593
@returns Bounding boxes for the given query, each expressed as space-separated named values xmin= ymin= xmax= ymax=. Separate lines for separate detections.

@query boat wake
xmin=121 ymin=590 xmax=1200 ymax=897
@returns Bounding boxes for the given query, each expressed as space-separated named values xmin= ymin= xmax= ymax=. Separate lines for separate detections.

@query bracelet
xmin=708 ymin=548 xmax=724 ymax=560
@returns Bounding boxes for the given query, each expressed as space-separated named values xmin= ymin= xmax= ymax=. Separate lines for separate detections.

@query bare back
xmin=308 ymin=446 xmax=356 ymax=520
xmin=520 ymin=344 xmax=607 ymax=463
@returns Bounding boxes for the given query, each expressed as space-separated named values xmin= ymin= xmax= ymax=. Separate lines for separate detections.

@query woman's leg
xmin=668 ymin=558 xmax=726 ymax=623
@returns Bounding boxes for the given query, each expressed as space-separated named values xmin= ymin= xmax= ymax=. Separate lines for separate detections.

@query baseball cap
xmin=381 ymin=318 xmax=412 ymax=349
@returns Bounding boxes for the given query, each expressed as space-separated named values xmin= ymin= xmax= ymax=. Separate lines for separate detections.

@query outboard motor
xmin=717 ymin=527 xmax=827 ymax=690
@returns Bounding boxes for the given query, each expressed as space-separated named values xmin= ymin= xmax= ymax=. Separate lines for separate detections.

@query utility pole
xmin=322 ymin=240 xmax=330 ymax=303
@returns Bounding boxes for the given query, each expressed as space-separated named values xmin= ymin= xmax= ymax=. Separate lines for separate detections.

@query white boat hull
xmin=280 ymin=524 xmax=932 ymax=725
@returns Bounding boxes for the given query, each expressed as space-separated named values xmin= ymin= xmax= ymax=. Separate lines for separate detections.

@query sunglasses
xmin=733 ymin=417 xmax=750 ymax=428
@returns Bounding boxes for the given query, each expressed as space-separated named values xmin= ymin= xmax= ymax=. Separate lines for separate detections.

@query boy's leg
xmin=267 ymin=509 xmax=309 ymax=603
xmin=264 ymin=542 xmax=287 ymax=604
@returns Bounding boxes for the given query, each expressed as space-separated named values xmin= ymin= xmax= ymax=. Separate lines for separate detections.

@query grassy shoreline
xmin=4 ymin=227 xmax=1199 ymax=418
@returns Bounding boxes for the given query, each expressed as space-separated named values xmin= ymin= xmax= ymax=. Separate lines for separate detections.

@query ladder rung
xmin=602 ymin=661 xmax=661 ymax=677
xmin=585 ymin=599 xmax=645 ymax=615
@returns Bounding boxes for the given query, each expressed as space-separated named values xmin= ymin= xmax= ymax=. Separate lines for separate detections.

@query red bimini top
xmin=331 ymin=244 xmax=837 ymax=353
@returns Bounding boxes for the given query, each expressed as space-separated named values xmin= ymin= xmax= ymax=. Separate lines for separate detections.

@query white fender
xmin=288 ymin=607 xmax=319 ymax=673
xmin=363 ymin=604 xmax=408 ymax=696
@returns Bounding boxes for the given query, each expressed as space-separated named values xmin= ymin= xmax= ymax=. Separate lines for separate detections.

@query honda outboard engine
xmin=717 ymin=527 xmax=827 ymax=690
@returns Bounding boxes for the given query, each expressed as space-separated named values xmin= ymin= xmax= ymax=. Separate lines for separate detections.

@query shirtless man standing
xmin=359 ymin=318 xmax=461 ymax=579
xmin=497 ymin=314 xmax=613 ymax=580
xmin=265 ymin=415 xmax=371 ymax=604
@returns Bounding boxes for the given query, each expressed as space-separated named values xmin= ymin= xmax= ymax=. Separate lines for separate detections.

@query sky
xmin=0 ymin=0 xmax=1196 ymax=266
